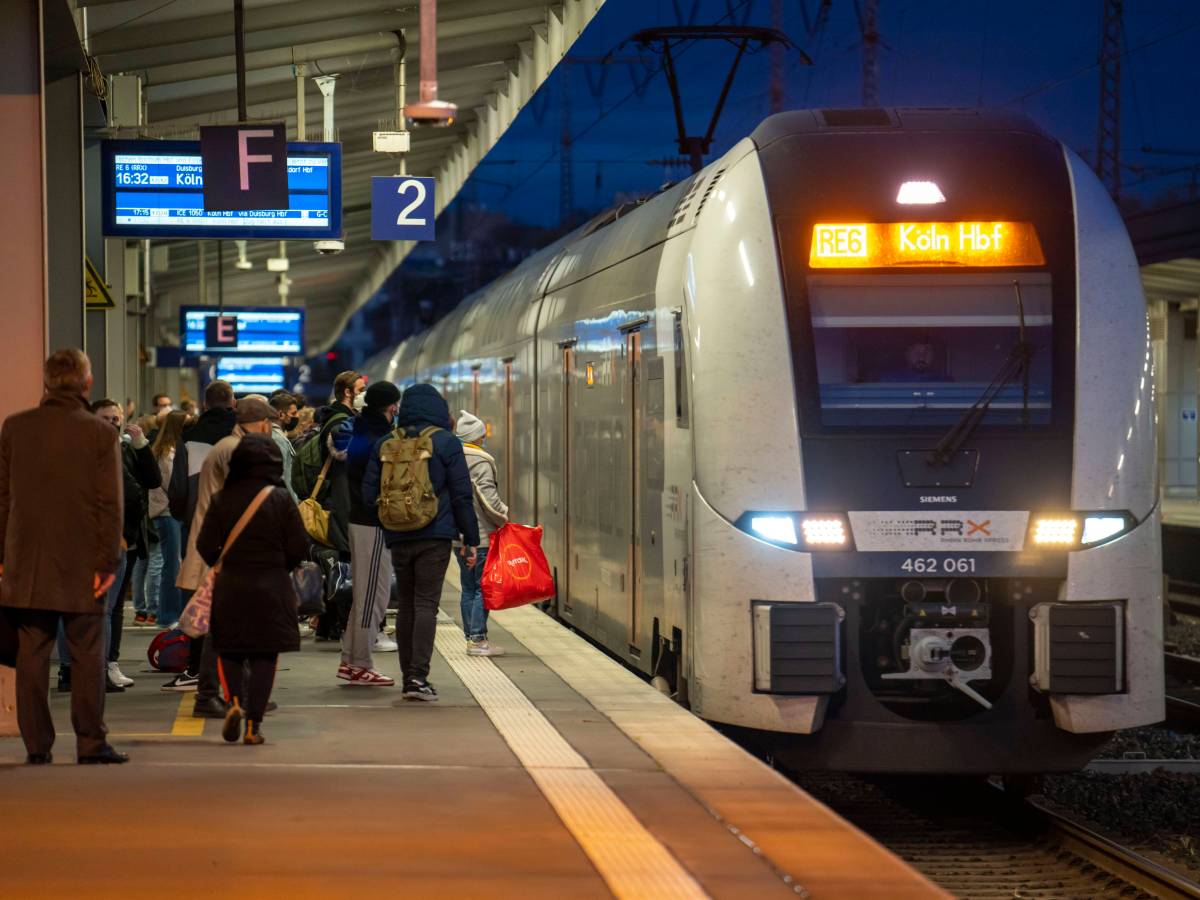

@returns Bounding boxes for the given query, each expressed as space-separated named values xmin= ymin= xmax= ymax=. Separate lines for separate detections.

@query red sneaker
xmin=133 ymin=613 xmax=148 ymax=625
xmin=336 ymin=663 xmax=355 ymax=682
xmin=348 ymin=668 xmax=395 ymax=687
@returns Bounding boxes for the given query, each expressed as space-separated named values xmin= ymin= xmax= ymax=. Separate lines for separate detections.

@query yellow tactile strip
xmin=490 ymin=606 xmax=948 ymax=900
xmin=434 ymin=620 xmax=708 ymax=900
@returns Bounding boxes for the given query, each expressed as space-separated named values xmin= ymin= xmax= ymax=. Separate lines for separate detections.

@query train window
xmin=673 ymin=313 xmax=689 ymax=428
xmin=806 ymin=273 xmax=1053 ymax=428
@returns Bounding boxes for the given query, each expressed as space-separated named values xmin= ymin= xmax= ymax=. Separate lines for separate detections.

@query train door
xmin=502 ymin=358 xmax=514 ymax=507
xmin=626 ymin=328 xmax=643 ymax=655
xmin=560 ymin=342 xmax=575 ymax=617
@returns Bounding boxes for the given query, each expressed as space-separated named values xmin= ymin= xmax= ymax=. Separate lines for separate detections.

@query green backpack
xmin=377 ymin=426 xmax=440 ymax=532
xmin=291 ymin=412 xmax=349 ymax=500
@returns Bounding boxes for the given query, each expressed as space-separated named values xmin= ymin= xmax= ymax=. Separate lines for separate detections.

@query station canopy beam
xmin=81 ymin=0 xmax=605 ymax=353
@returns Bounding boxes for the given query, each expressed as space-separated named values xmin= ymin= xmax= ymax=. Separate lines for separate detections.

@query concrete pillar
xmin=0 ymin=0 xmax=48 ymax=422
xmin=46 ymin=72 xmax=85 ymax=351
xmin=0 ymin=0 xmax=49 ymax=737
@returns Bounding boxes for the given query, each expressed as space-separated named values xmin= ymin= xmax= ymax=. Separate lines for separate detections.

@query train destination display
xmin=102 ymin=140 xmax=342 ymax=240
xmin=809 ymin=221 xmax=1045 ymax=268
xmin=181 ymin=307 xmax=304 ymax=356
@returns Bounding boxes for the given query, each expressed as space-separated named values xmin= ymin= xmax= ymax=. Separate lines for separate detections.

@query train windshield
xmin=806 ymin=272 xmax=1053 ymax=428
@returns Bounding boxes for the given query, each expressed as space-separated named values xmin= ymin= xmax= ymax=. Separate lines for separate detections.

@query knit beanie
xmin=454 ymin=410 xmax=486 ymax=444
xmin=365 ymin=380 xmax=401 ymax=410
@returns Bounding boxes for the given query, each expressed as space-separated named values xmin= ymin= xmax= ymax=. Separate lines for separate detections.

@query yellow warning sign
xmin=85 ymin=257 xmax=115 ymax=310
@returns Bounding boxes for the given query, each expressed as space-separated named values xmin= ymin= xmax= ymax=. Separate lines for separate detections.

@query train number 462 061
xmin=901 ymin=557 xmax=977 ymax=574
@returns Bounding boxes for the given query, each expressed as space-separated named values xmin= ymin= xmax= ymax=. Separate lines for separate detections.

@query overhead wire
xmin=1001 ymin=17 xmax=1200 ymax=106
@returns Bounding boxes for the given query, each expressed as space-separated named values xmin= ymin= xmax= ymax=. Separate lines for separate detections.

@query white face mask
xmin=352 ymin=392 xmax=366 ymax=411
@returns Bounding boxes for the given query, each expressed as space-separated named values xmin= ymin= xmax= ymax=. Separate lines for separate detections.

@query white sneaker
xmin=298 ymin=623 xmax=314 ymax=638
xmin=466 ymin=640 xmax=505 ymax=657
xmin=107 ymin=662 xmax=134 ymax=687
xmin=373 ymin=633 xmax=398 ymax=652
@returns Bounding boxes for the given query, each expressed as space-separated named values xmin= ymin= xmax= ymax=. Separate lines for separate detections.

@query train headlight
xmin=1081 ymin=513 xmax=1136 ymax=547
xmin=1028 ymin=512 xmax=1136 ymax=548
xmin=749 ymin=515 xmax=798 ymax=545
xmin=1031 ymin=517 xmax=1078 ymax=545
xmin=738 ymin=513 xmax=853 ymax=550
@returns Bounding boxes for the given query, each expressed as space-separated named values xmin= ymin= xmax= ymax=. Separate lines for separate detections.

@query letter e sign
xmin=200 ymin=124 xmax=288 ymax=211
xmin=205 ymin=315 xmax=239 ymax=349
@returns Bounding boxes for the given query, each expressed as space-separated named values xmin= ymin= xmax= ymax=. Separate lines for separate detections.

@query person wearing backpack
xmin=337 ymin=380 xmax=402 ymax=686
xmin=453 ymin=411 xmax=509 ymax=656
xmin=362 ymin=384 xmax=479 ymax=702
xmin=290 ymin=371 xmax=362 ymax=555
xmin=196 ymin=435 xmax=308 ymax=745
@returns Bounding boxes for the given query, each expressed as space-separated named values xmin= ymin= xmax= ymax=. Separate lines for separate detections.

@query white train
xmin=365 ymin=108 xmax=1164 ymax=773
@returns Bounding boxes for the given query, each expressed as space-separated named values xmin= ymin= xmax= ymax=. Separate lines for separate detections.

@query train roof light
xmin=897 ymin=180 xmax=946 ymax=204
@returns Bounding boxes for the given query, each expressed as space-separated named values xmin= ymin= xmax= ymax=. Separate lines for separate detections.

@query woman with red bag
xmin=453 ymin=412 xmax=509 ymax=657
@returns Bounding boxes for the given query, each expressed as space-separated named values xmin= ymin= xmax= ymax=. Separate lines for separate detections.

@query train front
xmin=688 ymin=109 xmax=1163 ymax=773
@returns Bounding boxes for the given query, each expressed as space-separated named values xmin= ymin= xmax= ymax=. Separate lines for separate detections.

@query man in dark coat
xmin=363 ymin=384 xmax=479 ymax=702
xmin=0 ymin=349 xmax=127 ymax=765
xmin=63 ymin=399 xmax=161 ymax=693
xmin=337 ymin=380 xmax=401 ymax=686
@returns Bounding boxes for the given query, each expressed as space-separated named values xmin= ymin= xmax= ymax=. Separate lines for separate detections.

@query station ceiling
xmin=80 ymin=0 xmax=603 ymax=352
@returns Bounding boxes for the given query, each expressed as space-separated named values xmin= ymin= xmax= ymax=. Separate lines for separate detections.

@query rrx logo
xmin=902 ymin=519 xmax=992 ymax=537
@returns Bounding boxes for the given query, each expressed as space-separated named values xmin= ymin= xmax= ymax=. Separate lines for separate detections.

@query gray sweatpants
xmin=340 ymin=523 xmax=393 ymax=670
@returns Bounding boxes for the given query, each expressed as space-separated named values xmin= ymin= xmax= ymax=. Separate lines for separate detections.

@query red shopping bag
xmin=481 ymin=523 xmax=556 ymax=611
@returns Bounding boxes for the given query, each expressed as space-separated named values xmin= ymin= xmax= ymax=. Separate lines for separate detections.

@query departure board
xmin=215 ymin=357 xmax=288 ymax=395
xmin=181 ymin=307 xmax=304 ymax=356
xmin=101 ymin=140 xmax=341 ymax=239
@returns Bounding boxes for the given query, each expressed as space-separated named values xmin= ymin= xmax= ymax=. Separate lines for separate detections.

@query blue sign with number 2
xmin=371 ymin=176 xmax=436 ymax=241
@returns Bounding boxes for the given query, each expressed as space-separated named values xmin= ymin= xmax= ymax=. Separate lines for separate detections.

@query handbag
xmin=298 ymin=454 xmax=334 ymax=546
xmin=178 ymin=486 xmax=274 ymax=638
xmin=481 ymin=523 xmax=556 ymax=612
xmin=291 ymin=561 xmax=325 ymax=617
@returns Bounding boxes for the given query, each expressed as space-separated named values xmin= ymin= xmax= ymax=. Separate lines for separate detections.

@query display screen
xmin=809 ymin=221 xmax=1045 ymax=268
xmin=214 ymin=357 xmax=287 ymax=395
xmin=807 ymin=273 xmax=1053 ymax=427
xmin=181 ymin=307 xmax=304 ymax=356
xmin=101 ymin=140 xmax=341 ymax=239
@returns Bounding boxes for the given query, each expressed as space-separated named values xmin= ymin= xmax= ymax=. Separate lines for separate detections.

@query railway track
xmin=787 ymin=773 xmax=1200 ymax=899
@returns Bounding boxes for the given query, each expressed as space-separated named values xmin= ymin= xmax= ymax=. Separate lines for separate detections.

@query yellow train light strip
xmin=809 ymin=221 xmax=1045 ymax=268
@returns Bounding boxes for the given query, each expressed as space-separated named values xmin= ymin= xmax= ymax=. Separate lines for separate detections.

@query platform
xmin=1163 ymin=491 xmax=1200 ymax=528
xmin=0 ymin=572 xmax=942 ymax=899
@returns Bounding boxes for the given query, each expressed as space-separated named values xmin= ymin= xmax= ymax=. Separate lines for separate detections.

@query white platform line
xmin=434 ymin=621 xmax=708 ymax=900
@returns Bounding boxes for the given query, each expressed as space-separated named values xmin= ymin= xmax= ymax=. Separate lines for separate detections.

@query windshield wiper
xmin=927 ymin=281 xmax=1035 ymax=467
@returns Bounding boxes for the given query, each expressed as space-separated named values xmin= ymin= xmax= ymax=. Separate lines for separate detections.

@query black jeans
xmin=390 ymin=540 xmax=452 ymax=684
xmin=108 ymin=559 xmax=134 ymax=663
xmin=218 ymin=653 xmax=277 ymax=722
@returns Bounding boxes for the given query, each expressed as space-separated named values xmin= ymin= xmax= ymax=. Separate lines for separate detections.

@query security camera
xmin=314 ymin=240 xmax=345 ymax=256
xmin=407 ymin=99 xmax=457 ymax=129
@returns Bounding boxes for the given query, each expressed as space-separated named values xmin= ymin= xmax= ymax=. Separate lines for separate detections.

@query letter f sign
xmin=238 ymin=129 xmax=276 ymax=190
xmin=200 ymin=123 xmax=288 ymax=212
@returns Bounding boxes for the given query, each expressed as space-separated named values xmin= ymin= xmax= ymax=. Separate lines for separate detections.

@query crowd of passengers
xmin=0 ymin=349 xmax=505 ymax=762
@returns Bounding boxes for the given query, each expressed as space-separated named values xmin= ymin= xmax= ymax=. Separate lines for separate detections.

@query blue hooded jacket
xmin=362 ymin=384 xmax=480 ymax=547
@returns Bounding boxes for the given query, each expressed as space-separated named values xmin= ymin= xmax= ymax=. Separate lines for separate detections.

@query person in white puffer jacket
xmin=453 ymin=411 xmax=509 ymax=656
